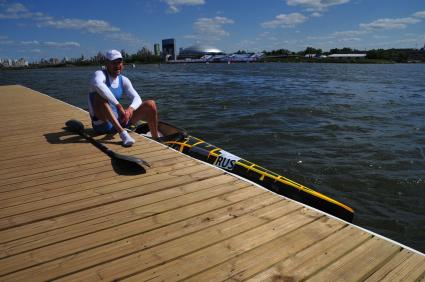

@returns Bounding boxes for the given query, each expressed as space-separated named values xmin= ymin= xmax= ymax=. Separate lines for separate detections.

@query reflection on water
xmin=1 ymin=62 xmax=425 ymax=252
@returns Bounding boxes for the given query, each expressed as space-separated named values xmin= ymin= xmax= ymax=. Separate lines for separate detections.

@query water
xmin=1 ymin=63 xmax=425 ymax=253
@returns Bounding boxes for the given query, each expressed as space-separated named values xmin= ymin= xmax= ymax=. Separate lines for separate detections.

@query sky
xmin=0 ymin=0 xmax=424 ymax=61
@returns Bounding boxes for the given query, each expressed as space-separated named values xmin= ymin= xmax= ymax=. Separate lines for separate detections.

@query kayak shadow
xmin=44 ymin=129 xmax=146 ymax=175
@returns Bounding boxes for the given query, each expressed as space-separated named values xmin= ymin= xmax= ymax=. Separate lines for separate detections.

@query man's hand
xmin=124 ymin=107 xmax=134 ymax=125
xmin=116 ymin=103 xmax=127 ymax=125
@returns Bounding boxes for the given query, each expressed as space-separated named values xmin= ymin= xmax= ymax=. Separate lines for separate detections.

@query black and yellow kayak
xmin=133 ymin=121 xmax=354 ymax=222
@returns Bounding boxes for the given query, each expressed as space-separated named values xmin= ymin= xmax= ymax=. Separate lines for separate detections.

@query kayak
xmin=132 ymin=121 xmax=354 ymax=222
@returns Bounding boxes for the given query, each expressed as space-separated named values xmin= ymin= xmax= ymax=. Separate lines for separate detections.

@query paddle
xmin=65 ymin=119 xmax=151 ymax=168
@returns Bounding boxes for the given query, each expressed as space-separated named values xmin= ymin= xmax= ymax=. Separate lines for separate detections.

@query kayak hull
xmin=133 ymin=121 xmax=354 ymax=222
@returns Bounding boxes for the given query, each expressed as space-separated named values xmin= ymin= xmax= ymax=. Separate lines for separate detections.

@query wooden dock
xmin=0 ymin=85 xmax=424 ymax=281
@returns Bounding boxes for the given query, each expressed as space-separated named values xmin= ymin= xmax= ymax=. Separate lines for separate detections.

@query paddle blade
xmin=65 ymin=119 xmax=85 ymax=133
xmin=112 ymin=151 xmax=151 ymax=168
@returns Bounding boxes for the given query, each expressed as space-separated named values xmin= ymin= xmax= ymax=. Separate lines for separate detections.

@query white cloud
xmin=193 ymin=16 xmax=234 ymax=42
xmin=43 ymin=41 xmax=80 ymax=48
xmin=106 ymin=32 xmax=146 ymax=46
xmin=286 ymin=0 xmax=350 ymax=11
xmin=306 ymin=35 xmax=333 ymax=40
xmin=0 ymin=3 xmax=27 ymax=19
xmin=5 ymin=3 xmax=26 ymax=13
xmin=0 ymin=2 xmax=49 ymax=20
xmin=0 ymin=39 xmax=13 ymax=45
xmin=2 ymin=38 xmax=80 ymax=49
xmin=38 ymin=19 xmax=120 ymax=34
xmin=329 ymin=10 xmax=425 ymax=43
xmin=163 ymin=0 xmax=205 ymax=13
xmin=261 ymin=13 xmax=307 ymax=28
xmin=0 ymin=2 xmax=145 ymax=47
xmin=360 ymin=17 xmax=420 ymax=30
xmin=20 ymin=40 xmax=40 ymax=45
xmin=372 ymin=35 xmax=388 ymax=39
xmin=413 ymin=11 xmax=425 ymax=19
xmin=332 ymin=30 xmax=368 ymax=37
xmin=339 ymin=37 xmax=361 ymax=42
xmin=0 ymin=34 xmax=13 ymax=45
xmin=310 ymin=12 xmax=322 ymax=17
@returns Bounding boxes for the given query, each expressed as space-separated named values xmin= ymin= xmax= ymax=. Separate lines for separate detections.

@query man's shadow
xmin=44 ymin=129 xmax=146 ymax=175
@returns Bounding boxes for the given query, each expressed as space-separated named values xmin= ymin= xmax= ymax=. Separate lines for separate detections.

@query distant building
xmin=15 ymin=58 xmax=29 ymax=67
xmin=154 ymin=43 xmax=161 ymax=56
xmin=162 ymin=38 xmax=176 ymax=61
xmin=178 ymin=45 xmax=224 ymax=59
xmin=0 ymin=58 xmax=28 ymax=67
xmin=227 ymin=53 xmax=263 ymax=62
xmin=0 ymin=58 xmax=12 ymax=67
xmin=49 ymin=58 xmax=60 ymax=65
xmin=327 ymin=54 xmax=366 ymax=58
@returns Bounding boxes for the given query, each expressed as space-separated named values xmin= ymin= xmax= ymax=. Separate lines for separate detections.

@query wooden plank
xmin=306 ymin=237 xmax=401 ymax=281
xmin=0 ymin=145 xmax=180 ymax=189
xmin=366 ymin=250 xmax=425 ymax=281
xmin=136 ymin=215 xmax=346 ymax=282
xmin=0 ymin=146 xmax=165 ymax=180
xmin=0 ymin=181 xmax=258 ymax=276
xmin=1 ymin=189 xmax=283 ymax=281
xmin=0 ymin=155 xmax=193 ymax=208
xmin=1 ymin=178 xmax=264 ymax=258
xmin=0 ymin=164 xmax=222 ymax=230
xmin=0 ymin=145 xmax=166 ymax=180
xmin=0 ymin=132 xmax=158 ymax=164
xmin=0 ymin=174 xmax=236 ymax=244
xmin=0 ymin=132 xmax=161 ymax=160
xmin=37 ymin=201 xmax=303 ymax=282
xmin=0 ymin=160 xmax=209 ymax=220
xmin=0 ymin=140 xmax=164 ymax=174
xmin=0 ymin=157 xmax=195 ymax=209
xmin=88 ymin=207 xmax=319 ymax=282
xmin=0 ymin=159 xmax=198 ymax=213
xmin=244 ymin=226 xmax=371 ymax=281
xmin=0 ymin=146 xmax=174 ymax=188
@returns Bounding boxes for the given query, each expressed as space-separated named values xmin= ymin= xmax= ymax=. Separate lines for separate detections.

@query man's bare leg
xmin=131 ymin=100 xmax=159 ymax=138
xmin=92 ymin=93 xmax=135 ymax=146
xmin=92 ymin=93 xmax=124 ymax=133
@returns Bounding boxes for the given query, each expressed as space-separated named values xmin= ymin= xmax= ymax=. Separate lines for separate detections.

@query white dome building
xmin=178 ymin=45 xmax=225 ymax=59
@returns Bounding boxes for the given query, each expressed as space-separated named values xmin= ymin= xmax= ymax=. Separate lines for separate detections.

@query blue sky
xmin=0 ymin=0 xmax=424 ymax=61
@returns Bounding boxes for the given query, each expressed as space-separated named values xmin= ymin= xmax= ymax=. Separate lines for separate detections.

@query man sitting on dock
xmin=88 ymin=49 xmax=159 ymax=146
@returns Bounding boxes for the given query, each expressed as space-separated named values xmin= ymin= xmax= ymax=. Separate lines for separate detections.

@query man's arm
xmin=91 ymin=70 xmax=120 ymax=106
xmin=122 ymin=76 xmax=142 ymax=110
xmin=122 ymin=76 xmax=142 ymax=122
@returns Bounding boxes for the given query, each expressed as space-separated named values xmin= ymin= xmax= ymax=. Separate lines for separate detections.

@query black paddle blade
xmin=65 ymin=119 xmax=85 ymax=133
xmin=112 ymin=151 xmax=151 ymax=167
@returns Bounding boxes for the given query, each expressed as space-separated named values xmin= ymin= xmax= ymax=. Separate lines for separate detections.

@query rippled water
xmin=1 ymin=62 xmax=425 ymax=252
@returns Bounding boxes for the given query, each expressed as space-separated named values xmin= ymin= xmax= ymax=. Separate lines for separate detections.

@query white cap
xmin=106 ymin=49 xmax=122 ymax=61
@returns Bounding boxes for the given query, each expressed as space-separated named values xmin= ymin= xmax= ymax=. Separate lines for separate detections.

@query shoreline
xmin=2 ymin=59 xmax=425 ymax=71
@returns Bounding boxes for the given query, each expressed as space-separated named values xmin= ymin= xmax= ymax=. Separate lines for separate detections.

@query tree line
xmin=77 ymin=47 xmax=161 ymax=65
xmin=263 ymin=47 xmax=425 ymax=63
xmin=25 ymin=45 xmax=425 ymax=67
xmin=24 ymin=47 xmax=161 ymax=67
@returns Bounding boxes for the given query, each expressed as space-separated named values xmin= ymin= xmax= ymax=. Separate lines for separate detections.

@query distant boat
xmin=101 ymin=65 xmax=106 ymax=70
xmin=132 ymin=64 xmax=135 ymax=68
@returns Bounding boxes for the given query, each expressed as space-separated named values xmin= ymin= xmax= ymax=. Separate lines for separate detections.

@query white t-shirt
xmin=89 ymin=70 xmax=142 ymax=116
